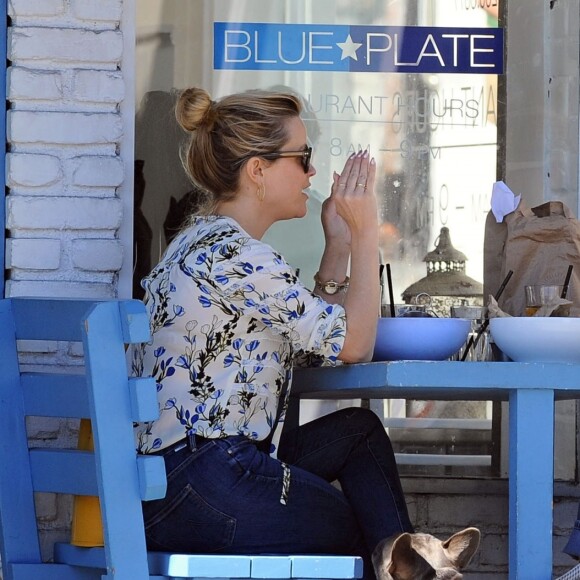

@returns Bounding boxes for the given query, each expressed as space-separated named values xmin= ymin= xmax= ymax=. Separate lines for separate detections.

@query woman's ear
xmin=243 ymin=156 xmax=263 ymax=184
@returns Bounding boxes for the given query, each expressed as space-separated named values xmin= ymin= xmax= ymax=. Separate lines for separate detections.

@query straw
xmin=561 ymin=265 xmax=573 ymax=299
xmin=460 ymin=269 xmax=514 ymax=361
xmin=386 ymin=264 xmax=396 ymax=318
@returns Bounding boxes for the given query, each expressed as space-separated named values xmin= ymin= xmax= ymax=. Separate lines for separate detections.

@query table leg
xmin=509 ymin=388 xmax=554 ymax=580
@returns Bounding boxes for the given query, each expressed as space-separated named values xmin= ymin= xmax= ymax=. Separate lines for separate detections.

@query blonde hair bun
xmin=175 ymin=87 xmax=215 ymax=132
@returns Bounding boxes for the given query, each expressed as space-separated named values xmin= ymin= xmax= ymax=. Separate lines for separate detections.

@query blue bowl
xmin=372 ymin=317 xmax=471 ymax=361
xmin=490 ymin=316 xmax=580 ymax=363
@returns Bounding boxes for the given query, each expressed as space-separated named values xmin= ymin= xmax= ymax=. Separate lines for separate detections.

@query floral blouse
xmin=132 ymin=215 xmax=347 ymax=456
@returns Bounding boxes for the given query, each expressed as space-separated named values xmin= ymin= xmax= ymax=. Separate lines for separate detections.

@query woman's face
xmin=263 ymin=116 xmax=316 ymax=221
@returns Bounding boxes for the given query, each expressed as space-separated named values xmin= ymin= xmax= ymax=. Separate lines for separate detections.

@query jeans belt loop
xmin=187 ymin=430 xmax=197 ymax=452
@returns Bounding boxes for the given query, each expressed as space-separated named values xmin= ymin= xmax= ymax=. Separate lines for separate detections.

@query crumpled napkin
xmin=487 ymin=295 xmax=573 ymax=317
xmin=491 ymin=181 xmax=521 ymax=223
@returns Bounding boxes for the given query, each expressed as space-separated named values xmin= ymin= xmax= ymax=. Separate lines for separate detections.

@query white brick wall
xmin=6 ymin=0 xmax=129 ymax=300
xmin=4 ymin=2 xmax=131 ymax=562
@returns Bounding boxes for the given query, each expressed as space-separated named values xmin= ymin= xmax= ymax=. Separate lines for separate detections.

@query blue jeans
xmin=142 ymin=407 xmax=413 ymax=579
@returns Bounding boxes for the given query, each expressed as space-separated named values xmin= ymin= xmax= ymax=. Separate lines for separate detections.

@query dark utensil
xmin=561 ymin=265 xmax=573 ymax=299
xmin=386 ymin=264 xmax=396 ymax=318
xmin=460 ymin=269 xmax=514 ymax=361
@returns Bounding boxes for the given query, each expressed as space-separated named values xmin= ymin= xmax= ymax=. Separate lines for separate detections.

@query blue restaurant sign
xmin=214 ymin=22 xmax=504 ymax=75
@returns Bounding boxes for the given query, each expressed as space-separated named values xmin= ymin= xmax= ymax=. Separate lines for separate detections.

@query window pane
xmin=135 ymin=0 xmax=503 ymax=476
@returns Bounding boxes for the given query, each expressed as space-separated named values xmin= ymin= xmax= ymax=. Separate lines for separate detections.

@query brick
xmin=72 ymin=239 xmax=123 ymax=271
xmin=7 ymin=196 xmax=123 ymax=230
xmin=427 ymin=495 xmax=508 ymax=530
xmin=73 ymin=70 xmax=125 ymax=103
xmin=9 ymin=0 xmax=65 ymax=17
xmin=478 ymin=532 xmax=508 ymax=567
xmin=27 ymin=416 xmax=61 ymax=440
xmin=554 ymin=499 xmax=580 ymax=533
xmin=10 ymin=28 xmax=123 ymax=64
xmin=6 ymin=279 xmax=117 ymax=298
xmin=6 ymin=238 xmax=61 ymax=269
xmin=8 ymin=111 xmax=123 ymax=145
xmin=72 ymin=0 xmax=122 ymax=22
xmin=17 ymin=339 xmax=58 ymax=354
xmin=7 ymin=153 xmax=62 ymax=187
xmin=70 ymin=155 xmax=124 ymax=187
xmin=69 ymin=342 xmax=84 ymax=357
xmin=34 ymin=493 xmax=58 ymax=521
xmin=8 ymin=67 xmax=63 ymax=100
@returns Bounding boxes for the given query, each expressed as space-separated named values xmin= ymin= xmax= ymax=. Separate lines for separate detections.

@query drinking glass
xmin=524 ymin=285 xmax=563 ymax=316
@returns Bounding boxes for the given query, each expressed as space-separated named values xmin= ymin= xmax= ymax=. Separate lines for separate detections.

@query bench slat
xmin=9 ymin=563 xmax=101 ymax=580
xmin=290 ymin=555 xmax=363 ymax=578
xmin=30 ymin=449 xmax=97 ymax=495
xmin=22 ymin=373 xmax=89 ymax=418
xmin=12 ymin=298 xmax=99 ymax=342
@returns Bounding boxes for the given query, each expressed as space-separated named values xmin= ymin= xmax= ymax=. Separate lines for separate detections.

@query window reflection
xmin=135 ymin=0 xmax=502 ymax=476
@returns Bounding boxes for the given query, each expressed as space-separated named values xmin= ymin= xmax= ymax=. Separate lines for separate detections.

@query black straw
xmin=386 ymin=264 xmax=396 ymax=318
xmin=460 ymin=269 xmax=514 ymax=361
xmin=561 ymin=265 xmax=573 ymax=299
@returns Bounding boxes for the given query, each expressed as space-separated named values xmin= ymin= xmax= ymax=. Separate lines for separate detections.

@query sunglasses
xmin=260 ymin=145 xmax=313 ymax=173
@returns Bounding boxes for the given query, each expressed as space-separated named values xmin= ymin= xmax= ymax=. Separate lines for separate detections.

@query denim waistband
xmin=149 ymin=433 xmax=270 ymax=457
xmin=154 ymin=434 xmax=213 ymax=456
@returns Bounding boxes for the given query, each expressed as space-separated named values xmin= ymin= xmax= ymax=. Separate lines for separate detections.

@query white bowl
xmin=489 ymin=317 xmax=580 ymax=363
xmin=372 ymin=317 xmax=471 ymax=361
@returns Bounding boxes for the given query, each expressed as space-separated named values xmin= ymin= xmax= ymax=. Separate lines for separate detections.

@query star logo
xmin=336 ymin=34 xmax=362 ymax=61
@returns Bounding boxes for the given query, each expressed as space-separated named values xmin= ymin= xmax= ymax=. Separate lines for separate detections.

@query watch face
xmin=324 ymin=283 xmax=338 ymax=295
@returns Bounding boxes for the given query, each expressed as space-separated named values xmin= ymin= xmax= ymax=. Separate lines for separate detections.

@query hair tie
xmin=202 ymin=101 xmax=218 ymax=130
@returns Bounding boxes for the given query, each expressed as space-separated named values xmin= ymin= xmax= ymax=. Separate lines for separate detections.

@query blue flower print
xmin=245 ymin=340 xmax=259 ymax=353
xmin=133 ymin=215 xmax=347 ymax=457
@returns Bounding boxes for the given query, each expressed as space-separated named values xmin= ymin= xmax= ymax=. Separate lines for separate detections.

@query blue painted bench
xmin=0 ymin=297 xmax=363 ymax=580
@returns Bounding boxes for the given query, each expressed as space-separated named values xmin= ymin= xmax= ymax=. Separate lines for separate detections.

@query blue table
xmin=293 ymin=360 xmax=580 ymax=580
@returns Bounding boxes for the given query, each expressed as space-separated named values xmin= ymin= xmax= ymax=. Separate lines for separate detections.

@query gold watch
xmin=314 ymin=272 xmax=350 ymax=295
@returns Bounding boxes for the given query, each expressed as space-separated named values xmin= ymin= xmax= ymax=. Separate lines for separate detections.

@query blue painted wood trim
xmin=508 ymin=389 xmax=555 ymax=580
xmin=293 ymin=361 xmax=580 ymax=400
xmin=0 ymin=0 xmax=6 ymax=297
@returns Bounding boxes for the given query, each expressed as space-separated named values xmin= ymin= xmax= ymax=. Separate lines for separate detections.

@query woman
xmin=132 ymin=86 xmax=413 ymax=579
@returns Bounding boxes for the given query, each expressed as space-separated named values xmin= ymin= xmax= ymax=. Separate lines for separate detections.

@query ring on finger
xmin=338 ymin=183 xmax=347 ymax=188
xmin=356 ymin=182 xmax=366 ymax=187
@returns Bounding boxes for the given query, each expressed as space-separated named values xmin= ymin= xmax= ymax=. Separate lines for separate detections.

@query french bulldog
xmin=372 ymin=527 xmax=481 ymax=580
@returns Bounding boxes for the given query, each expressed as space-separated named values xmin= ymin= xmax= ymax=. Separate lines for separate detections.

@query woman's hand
xmin=330 ymin=149 xmax=378 ymax=238
xmin=321 ymin=188 xmax=351 ymax=248
xmin=330 ymin=150 xmax=380 ymax=363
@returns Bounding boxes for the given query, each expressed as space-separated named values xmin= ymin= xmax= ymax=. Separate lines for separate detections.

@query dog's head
xmin=372 ymin=527 xmax=480 ymax=580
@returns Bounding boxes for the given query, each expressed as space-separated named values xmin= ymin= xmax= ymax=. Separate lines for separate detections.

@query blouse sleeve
xmin=210 ymin=240 xmax=346 ymax=363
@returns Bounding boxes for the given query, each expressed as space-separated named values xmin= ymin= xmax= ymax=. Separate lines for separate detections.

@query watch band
xmin=313 ymin=272 xmax=350 ymax=295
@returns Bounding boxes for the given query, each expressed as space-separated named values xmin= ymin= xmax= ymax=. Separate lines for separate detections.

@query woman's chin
xmin=295 ymin=205 xmax=308 ymax=219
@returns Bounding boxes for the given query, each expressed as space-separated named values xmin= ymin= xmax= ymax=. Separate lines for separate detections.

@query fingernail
xmin=370 ymin=157 xmax=376 ymax=165
xmin=362 ymin=150 xmax=368 ymax=158
xmin=349 ymin=152 xmax=356 ymax=159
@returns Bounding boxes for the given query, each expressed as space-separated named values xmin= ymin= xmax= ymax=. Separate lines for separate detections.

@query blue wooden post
xmin=509 ymin=388 xmax=554 ymax=580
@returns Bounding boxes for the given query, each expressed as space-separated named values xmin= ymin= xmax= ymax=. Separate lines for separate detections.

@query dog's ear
xmin=441 ymin=527 xmax=481 ymax=570
xmin=388 ymin=533 xmax=437 ymax=580
xmin=372 ymin=534 xmax=400 ymax=580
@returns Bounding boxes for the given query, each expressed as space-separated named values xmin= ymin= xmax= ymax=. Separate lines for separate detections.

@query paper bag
xmin=484 ymin=200 xmax=580 ymax=317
